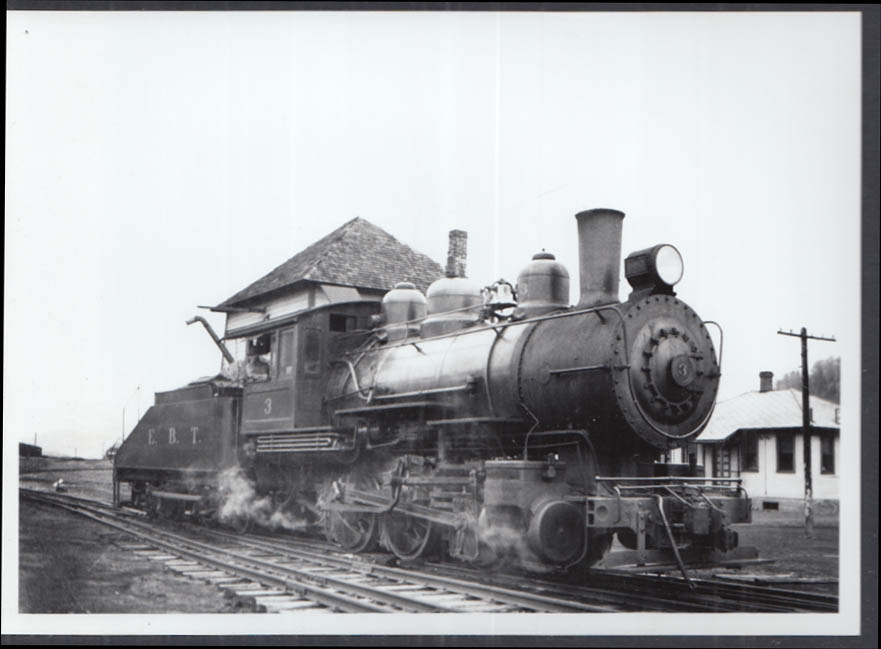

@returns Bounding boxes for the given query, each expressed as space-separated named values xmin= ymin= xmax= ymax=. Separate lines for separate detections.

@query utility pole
xmin=777 ymin=327 xmax=836 ymax=537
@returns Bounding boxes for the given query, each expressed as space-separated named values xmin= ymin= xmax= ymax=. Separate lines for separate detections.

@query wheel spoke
xmin=382 ymin=511 xmax=436 ymax=560
xmin=321 ymin=473 xmax=379 ymax=553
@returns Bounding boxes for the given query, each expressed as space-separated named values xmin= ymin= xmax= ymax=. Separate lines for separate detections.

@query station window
xmin=741 ymin=432 xmax=759 ymax=472
xmin=820 ymin=436 xmax=835 ymax=475
xmin=776 ymin=432 xmax=795 ymax=473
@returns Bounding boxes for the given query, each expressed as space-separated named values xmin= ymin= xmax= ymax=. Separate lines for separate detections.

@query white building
xmin=668 ymin=371 xmax=840 ymax=513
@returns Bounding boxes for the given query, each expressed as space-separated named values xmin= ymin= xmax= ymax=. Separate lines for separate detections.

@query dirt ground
xmin=18 ymin=497 xmax=241 ymax=614
xmin=723 ymin=521 xmax=839 ymax=590
xmin=19 ymin=456 xmax=121 ymax=503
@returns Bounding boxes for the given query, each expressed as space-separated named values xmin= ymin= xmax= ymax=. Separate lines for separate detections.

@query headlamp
xmin=624 ymin=244 xmax=684 ymax=294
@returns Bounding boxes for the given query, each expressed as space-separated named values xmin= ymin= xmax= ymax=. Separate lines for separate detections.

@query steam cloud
xmin=477 ymin=511 xmax=553 ymax=574
xmin=216 ymin=467 xmax=307 ymax=532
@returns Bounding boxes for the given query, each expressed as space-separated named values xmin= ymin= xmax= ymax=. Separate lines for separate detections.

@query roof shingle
xmin=219 ymin=217 xmax=445 ymax=307
xmin=697 ymin=388 xmax=840 ymax=442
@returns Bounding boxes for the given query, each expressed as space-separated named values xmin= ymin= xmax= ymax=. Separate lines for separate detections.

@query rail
xmin=19 ymin=489 xmax=605 ymax=613
xmin=20 ymin=487 xmax=837 ymax=614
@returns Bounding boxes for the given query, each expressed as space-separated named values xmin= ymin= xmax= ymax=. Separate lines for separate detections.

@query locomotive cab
xmin=231 ymin=301 xmax=380 ymax=436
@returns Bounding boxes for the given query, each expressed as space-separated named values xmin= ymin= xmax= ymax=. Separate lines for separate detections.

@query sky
xmin=5 ymin=10 xmax=861 ymax=462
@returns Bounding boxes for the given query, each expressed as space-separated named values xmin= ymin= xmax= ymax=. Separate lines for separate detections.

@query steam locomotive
xmin=114 ymin=209 xmax=751 ymax=571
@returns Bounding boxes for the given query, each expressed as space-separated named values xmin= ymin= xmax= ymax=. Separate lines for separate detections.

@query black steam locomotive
xmin=114 ymin=209 xmax=751 ymax=571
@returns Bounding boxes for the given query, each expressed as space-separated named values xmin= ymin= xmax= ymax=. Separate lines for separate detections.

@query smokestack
xmin=759 ymin=371 xmax=774 ymax=393
xmin=575 ymin=208 xmax=625 ymax=306
xmin=445 ymin=230 xmax=467 ymax=278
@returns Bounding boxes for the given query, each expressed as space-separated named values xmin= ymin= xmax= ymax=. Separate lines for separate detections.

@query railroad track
xmin=420 ymin=561 xmax=838 ymax=614
xmin=200 ymin=526 xmax=838 ymax=614
xmin=20 ymin=488 xmax=837 ymax=614
xmin=20 ymin=489 xmax=611 ymax=613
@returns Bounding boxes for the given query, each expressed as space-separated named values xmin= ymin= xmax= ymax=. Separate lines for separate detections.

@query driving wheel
xmin=382 ymin=511 xmax=439 ymax=561
xmin=321 ymin=474 xmax=379 ymax=552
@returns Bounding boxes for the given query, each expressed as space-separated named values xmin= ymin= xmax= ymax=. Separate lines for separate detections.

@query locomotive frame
xmin=113 ymin=208 xmax=754 ymax=576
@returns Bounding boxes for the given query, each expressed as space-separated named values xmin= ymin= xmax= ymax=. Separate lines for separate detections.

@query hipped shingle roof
xmin=220 ymin=217 xmax=444 ymax=307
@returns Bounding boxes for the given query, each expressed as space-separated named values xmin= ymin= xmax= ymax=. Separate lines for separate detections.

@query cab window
xmin=330 ymin=313 xmax=357 ymax=332
xmin=245 ymin=333 xmax=273 ymax=382
xmin=278 ymin=329 xmax=296 ymax=378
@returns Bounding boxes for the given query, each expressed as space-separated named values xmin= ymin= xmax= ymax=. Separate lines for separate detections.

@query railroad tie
xmin=253 ymin=594 xmax=316 ymax=612
xmin=164 ymin=560 xmax=201 ymax=569
xmin=221 ymin=582 xmax=264 ymax=595
xmin=229 ymin=588 xmax=287 ymax=597
xmin=206 ymin=575 xmax=243 ymax=585
xmin=182 ymin=570 xmax=232 ymax=581
xmin=263 ymin=599 xmax=324 ymax=613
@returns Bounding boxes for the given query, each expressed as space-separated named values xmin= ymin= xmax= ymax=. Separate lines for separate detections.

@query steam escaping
xmin=216 ymin=467 xmax=307 ymax=532
xmin=477 ymin=509 xmax=554 ymax=574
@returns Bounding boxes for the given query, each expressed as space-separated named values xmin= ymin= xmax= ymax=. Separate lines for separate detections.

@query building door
xmin=713 ymin=445 xmax=732 ymax=478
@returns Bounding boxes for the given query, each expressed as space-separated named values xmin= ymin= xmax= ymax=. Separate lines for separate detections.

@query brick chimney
xmin=445 ymin=230 xmax=467 ymax=278
xmin=759 ymin=371 xmax=774 ymax=393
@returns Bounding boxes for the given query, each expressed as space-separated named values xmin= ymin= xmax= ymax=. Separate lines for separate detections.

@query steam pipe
xmin=575 ymin=208 xmax=625 ymax=307
xmin=187 ymin=316 xmax=235 ymax=364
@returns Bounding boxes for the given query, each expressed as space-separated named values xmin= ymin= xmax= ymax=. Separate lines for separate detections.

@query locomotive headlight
xmin=654 ymin=245 xmax=684 ymax=286
xmin=624 ymin=243 xmax=684 ymax=294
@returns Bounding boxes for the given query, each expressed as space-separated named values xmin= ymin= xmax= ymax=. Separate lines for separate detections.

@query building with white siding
xmin=667 ymin=371 xmax=840 ymax=513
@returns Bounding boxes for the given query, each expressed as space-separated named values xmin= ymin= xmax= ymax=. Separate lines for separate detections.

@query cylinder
xmin=575 ymin=208 xmax=625 ymax=307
